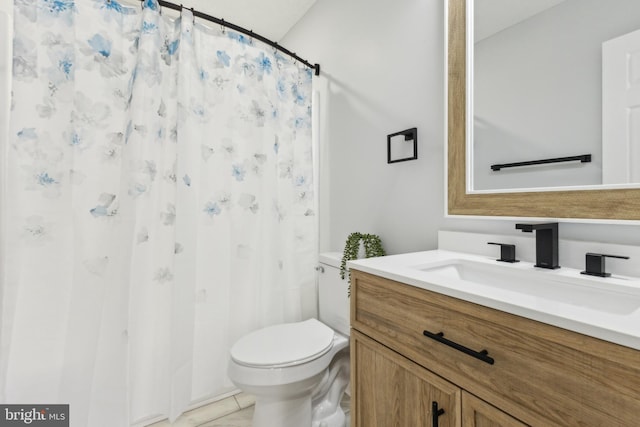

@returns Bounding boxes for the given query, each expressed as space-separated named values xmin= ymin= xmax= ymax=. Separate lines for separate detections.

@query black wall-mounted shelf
xmin=491 ymin=154 xmax=591 ymax=171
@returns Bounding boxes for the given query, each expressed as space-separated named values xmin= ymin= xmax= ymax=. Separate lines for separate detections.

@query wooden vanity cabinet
xmin=350 ymin=270 xmax=640 ymax=427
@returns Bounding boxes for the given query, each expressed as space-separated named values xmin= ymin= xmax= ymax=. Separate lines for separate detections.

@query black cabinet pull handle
xmin=432 ymin=401 xmax=445 ymax=427
xmin=423 ymin=330 xmax=495 ymax=365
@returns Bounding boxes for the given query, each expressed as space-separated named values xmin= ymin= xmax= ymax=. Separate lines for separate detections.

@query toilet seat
xmin=230 ymin=319 xmax=335 ymax=368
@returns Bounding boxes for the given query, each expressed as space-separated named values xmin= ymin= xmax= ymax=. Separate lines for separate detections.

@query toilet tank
xmin=318 ymin=252 xmax=350 ymax=336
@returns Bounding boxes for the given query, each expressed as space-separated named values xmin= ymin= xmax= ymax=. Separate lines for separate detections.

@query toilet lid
xmin=230 ymin=319 xmax=335 ymax=368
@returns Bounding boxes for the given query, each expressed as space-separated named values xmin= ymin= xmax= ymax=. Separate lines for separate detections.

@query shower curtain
xmin=1 ymin=0 xmax=317 ymax=425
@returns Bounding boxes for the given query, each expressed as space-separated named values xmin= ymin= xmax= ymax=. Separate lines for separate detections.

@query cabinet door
xmin=351 ymin=330 xmax=461 ymax=427
xmin=462 ymin=391 xmax=527 ymax=427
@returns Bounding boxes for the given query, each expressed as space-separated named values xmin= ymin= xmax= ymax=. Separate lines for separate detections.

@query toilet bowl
xmin=227 ymin=252 xmax=350 ymax=427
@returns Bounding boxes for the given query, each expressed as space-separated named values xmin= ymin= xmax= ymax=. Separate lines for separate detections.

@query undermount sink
xmin=417 ymin=259 xmax=640 ymax=315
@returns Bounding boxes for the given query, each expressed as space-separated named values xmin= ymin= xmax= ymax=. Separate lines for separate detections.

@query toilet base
xmin=253 ymin=394 xmax=312 ymax=427
xmin=311 ymin=348 xmax=350 ymax=427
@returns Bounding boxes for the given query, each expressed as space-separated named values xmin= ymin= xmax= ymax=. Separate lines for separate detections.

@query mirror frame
xmin=447 ymin=0 xmax=640 ymax=220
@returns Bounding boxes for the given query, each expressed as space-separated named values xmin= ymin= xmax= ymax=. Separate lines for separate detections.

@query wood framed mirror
xmin=447 ymin=0 xmax=640 ymax=220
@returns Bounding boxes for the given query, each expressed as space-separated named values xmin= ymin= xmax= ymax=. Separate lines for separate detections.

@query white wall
xmin=283 ymin=0 xmax=640 ymax=255
xmin=283 ymin=0 xmax=447 ymax=255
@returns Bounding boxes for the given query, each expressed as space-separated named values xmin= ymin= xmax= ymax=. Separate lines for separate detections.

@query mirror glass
xmin=471 ymin=0 xmax=640 ymax=192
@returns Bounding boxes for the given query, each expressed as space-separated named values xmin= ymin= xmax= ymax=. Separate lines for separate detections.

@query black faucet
xmin=515 ymin=222 xmax=560 ymax=269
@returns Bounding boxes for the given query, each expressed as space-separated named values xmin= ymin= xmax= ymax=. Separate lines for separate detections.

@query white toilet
xmin=228 ymin=252 xmax=350 ymax=427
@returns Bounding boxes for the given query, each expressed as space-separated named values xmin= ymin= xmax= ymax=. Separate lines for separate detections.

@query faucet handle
xmin=488 ymin=242 xmax=519 ymax=263
xmin=580 ymin=253 xmax=629 ymax=277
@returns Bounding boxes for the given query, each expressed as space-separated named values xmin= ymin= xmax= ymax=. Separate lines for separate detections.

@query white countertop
xmin=348 ymin=250 xmax=640 ymax=351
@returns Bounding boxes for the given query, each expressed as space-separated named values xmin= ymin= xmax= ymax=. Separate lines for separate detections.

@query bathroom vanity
xmin=348 ymin=251 xmax=640 ymax=426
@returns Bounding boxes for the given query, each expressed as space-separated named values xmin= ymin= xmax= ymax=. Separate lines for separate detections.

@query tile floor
xmin=149 ymin=392 xmax=350 ymax=427
xmin=149 ymin=393 xmax=255 ymax=427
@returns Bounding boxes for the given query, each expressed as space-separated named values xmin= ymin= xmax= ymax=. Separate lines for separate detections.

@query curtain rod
xmin=142 ymin=0 xmax=320 ymax=76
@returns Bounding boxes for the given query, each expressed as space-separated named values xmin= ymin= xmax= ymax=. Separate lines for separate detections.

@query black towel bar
xmin=491 ymin=154 xmax=591 ymax=171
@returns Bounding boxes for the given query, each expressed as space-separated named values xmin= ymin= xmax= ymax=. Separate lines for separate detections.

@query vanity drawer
xmin=351 ymin=270 xmax=640 ymax=427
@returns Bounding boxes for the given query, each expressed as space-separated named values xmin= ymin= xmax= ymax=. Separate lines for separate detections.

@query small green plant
xmin=340 ymin=232 xmax=386 ymax=296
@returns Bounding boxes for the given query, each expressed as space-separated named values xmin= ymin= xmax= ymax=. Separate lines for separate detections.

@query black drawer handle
xmin=423 ymin=330 xmax=495 ymax=365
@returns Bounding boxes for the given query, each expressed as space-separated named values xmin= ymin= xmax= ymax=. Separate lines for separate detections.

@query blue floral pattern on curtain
xmin=3 ymin=0 xmax=316 ymax=424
